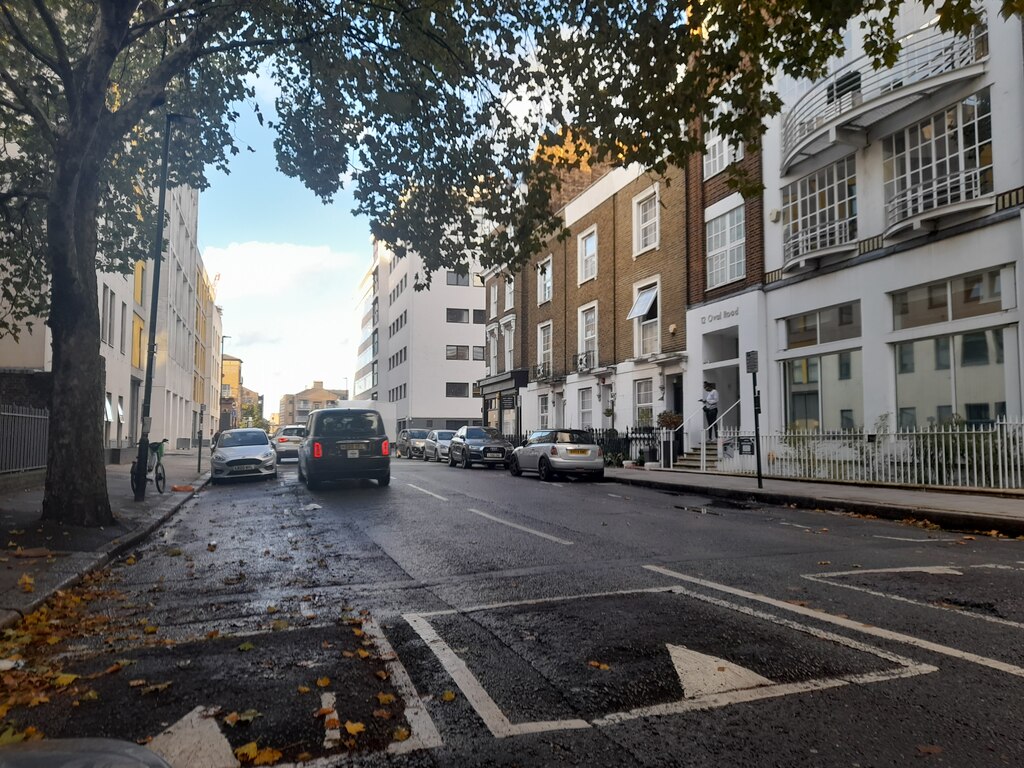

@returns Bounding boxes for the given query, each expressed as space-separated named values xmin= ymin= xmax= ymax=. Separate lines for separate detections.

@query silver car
xmin=422 ymin=429 xmax=456 ymax=462
xmin=210 ymin=428 xmax=278 ymax=484
xmin=271 ymin=424 xmax=306 ymax=460
xmin=509 ymin=429 xmax=604 ymax=481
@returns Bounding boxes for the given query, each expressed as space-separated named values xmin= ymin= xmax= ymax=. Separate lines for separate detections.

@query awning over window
xmin=117 ymin=402 xmax=125 ymax=424
xmin=626 ymin=286 xmax=658 ymax=320
xmin=104 ymin=398 xmax=112 ymax=423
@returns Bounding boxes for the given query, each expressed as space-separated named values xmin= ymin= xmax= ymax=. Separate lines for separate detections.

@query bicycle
xmin=130 ymin=438 xmax=168 ymax=494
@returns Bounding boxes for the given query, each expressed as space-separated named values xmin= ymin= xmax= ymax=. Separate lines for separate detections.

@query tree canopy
xmin=0 ymin=0 xmax=1018 ymax=524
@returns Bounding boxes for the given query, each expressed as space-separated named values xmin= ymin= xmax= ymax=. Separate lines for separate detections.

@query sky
xmin=197 ymin=94 xmax=371 ymax=420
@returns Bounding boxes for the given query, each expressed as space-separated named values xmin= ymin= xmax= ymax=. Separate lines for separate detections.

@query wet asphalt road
xmin=21 ymin=458 xmax=1024 ymax=766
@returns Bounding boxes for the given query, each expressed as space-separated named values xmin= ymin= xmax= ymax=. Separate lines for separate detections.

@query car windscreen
xmin=316 ymin=411 xmax=384 ymax=438
xmin=407 ymin=430 xmax=429 ymax=438
xmin=281 ymin=427 xmax=304 ymax=436
xmin=219 ymin=431 xmax=269 ymax=447
xmin=465 ymin=427 xmax=502 ymax=440
xmin=553 ymin=430 xmax=596 ymax=444
xmin=437 ymin=431 xmax=455 ymax=440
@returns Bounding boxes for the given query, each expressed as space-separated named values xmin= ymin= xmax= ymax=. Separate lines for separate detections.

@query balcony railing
xmin=533 ymin=361 xmax=552 ymax=380
xmin=782 ymin=215 xmax=857 ymax=267
xmin=575 ymin=350 xmax=596 ymax=373
xmin=782 ymin=18 xmax=987 ymax=169
xmin=884 ymin=166 xmax=988 ymax=229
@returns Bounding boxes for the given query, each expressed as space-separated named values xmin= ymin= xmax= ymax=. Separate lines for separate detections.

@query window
xmin=633 ymin=188 xmax=659 ymax=255
xmin=784 ymin=350 xmax=862 ymax=429
xmin=503 ymin=324 xmax=515 ymax=370
xmin=897 ymin=343 xmax=915 ymax=374
xmin=505 ymin=277 xmax=514 ymax=310
xmin=489 ymin=283 xmax=498 ymax=317
xmin=446 ymin=345 xmax=469 ymax=360
xmin=538 ymin=322 xmax=552 ymax=368
xmin=961 ymin=332 xmax=989 ymax=366
xmin=781 ymin=155 xmax=857 ymax=261
xmin=634 ymin=379 xmax=654 ymax=427
xmin=840 ymin=409 xmax=855 ymax=429
xmin=703 ymin=132 xmax=744 ymax=179
xmin=119 ymin=302 xmax=127 ymax=354
xmin=447 ymin=270 xmax=470 ymax=286
xmin=488 ymin=331 xmax=498 ymax=372
xmin=101 ymin=286 xmax=111 ymax=345
xmin=783 ymin=302 xmax=862 ymax=349
xmin=446 ymin=308 xmax=469 ymax=323
xmin=627 ymin=285 xmax=658 ymax=357
xmin=537 ymin=256 xmax=552 ymax=304
xmin=893 ymin=269 xmax=1003 ymax=330
xmin=473 ymin=309 xmax=486 ymax=324
xmin=539 ymin=394 xmax=549 ymax=429
xmin=934 ymin=338 xmax=950 ymax=370
xmin=446 ymin=382 xmax=470 ymax=397
xmin=883 ymin=89 xmax=993 ymax=227
xmin=580 ymin=305 xmax=597 ymax=359
xmin=473 ymin=345 xmax=485 ymax=361
xmin=838 ymin=351 xmax=852 ymax=380
xmin=579 ymin=387 xmax=593 ymax=429
xmin=706 ymin=206 xmax=745 ymax=289
xmin=898 ymin=407 xmax=917 ymax=430
xmin=578 ymin=227 xmax=597 ymax=283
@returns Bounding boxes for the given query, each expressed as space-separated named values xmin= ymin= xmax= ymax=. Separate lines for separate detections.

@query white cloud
xmin=202 ymin=241 xmax=364 ymax=420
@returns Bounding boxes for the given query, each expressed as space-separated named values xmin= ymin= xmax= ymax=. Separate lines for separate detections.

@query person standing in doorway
xmin=700 ymin=381 xmax=719 ymax=440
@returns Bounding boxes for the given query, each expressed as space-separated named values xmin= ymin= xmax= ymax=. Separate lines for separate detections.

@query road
xmin=7 ymin=458 xmax=1024 ymax=766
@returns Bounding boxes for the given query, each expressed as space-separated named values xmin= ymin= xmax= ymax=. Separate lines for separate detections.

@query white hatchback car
xmin=509 ymin=429 xmax=604 ymax=481
xmin=271 ymin=424 xmax=306 ymax=460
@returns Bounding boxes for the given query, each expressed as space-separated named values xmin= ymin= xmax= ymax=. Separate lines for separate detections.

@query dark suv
xmin=298 ymin=408 xmax=391 ymax=489
xmin=447 ymin=426 xmax=513 ymax=469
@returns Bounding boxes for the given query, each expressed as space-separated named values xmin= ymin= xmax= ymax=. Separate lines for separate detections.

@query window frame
xmin=577 ymin=225 xmax=598 ymax=284
xmin=706 ymin=203 xmax=746 ymax=290
xmin=578 ymin=301 xmax=598 ymax=359
xmin=537 ymin=255 xmax=553 ymax=305
xmin=632 ymin=185 xmax=660 ymax=257
xmin=537 ymin=321 xmax=553 ymax=368
xmin=446 ymin=307 xmax=469 ymax=324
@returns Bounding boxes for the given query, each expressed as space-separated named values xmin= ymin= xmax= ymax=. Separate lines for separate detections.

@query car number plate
xmin=485 ymin=450 xmax=501 ymax=457
xmin=568 ymin=449 xmax=588 ymax=455
xmin=347 ymin=449 xmax=360 ymax=458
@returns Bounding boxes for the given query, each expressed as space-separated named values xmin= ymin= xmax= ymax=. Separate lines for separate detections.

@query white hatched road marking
xmin=646 ymin=564 xmax=1024 ymax=678
xmin=873 ymin=535 xmax=957 ymax=542
xmin=321 ymin=692 xmax=340 ymax=749
xmin=805 ymin=565 xmax=1024 ymax=630
xmin=467 ymin=508 xmax=573 ymax=545
xmin=406 ymin=483 xmax=449 ymax=502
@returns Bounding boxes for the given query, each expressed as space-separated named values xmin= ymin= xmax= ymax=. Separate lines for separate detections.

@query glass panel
xmin=786 ymin=314 xmax=817 ymax=348
xmin=784 ymin=357 xmax=820 ymax=430
xmin=892 ymin=281 xmax=949 ymax=330
xmin=955 ymin=328 xmax=1003 ymax=425
xmin=819 ymin=350 xmax=862 ymax=429
xmin=896 ymin=338 xmax=952 ymax=427
xmin=951 ymin=269 xmax=1001 ymax=320
xmin=819 ymin=302 xmax=861 ymax=342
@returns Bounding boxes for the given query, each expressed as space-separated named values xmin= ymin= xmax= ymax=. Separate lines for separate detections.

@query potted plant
xmin=656 ymin=411 xmax=683 ymax=429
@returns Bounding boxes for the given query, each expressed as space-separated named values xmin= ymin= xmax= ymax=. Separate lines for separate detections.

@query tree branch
xmin=30 ymin=0 xmax=76 ymax=104
xmin=0 ymin=2 xmax=61 ymax=76
xmin=0 ymin=68 xmax=57 ymax=149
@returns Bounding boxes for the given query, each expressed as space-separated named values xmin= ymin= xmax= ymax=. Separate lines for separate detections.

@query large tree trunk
xmin=41 ymin=149 xmax=114 ymax=526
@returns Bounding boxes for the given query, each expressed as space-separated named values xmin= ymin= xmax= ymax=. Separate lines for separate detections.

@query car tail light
xmin=313 ymin=442 xmax=323 ymax=459
xmin=381 ymin=439 xmax=390 ymax=456
xmin=550 ymin=445 xmax=558 ymax=456
xmin=278 ymin=437 xmax=288 ymax=443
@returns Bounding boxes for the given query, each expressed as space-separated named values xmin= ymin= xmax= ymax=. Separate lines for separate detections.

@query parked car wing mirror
xmin=521 ymin=439 xmax=528 ymax=447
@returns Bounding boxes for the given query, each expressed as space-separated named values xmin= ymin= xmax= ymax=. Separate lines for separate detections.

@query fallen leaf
xmin=144 ymin=625 xmax=158 ymax=635
xmin=393 ymin=727 xmax=410 ymax=742
xmin=207 ymin=543 xmax=217 ymax=552
xmin=817 ymin=561 xmax=831 ymax=566
xmin=356 ymin=649 xmax=370 ymax=659
xmin=206 ymin=630 xmax=220 ymax=640
xmin=373 ymin=709 xmax=393 ymax=719
xmin=80 ymin=689 xmax=99 ymax=701
xmin=316 ymin=676 xmax=330 ymax=687
xmin=238 ymin=709 xmax=261 ymax=723
xmin=166 ymin=547 xmax=183 ymax=557
xmin=917 ymin=745 xmax=944 ymax=756
xmin=315 ymin=707 xmax=335 ymax=717
xmin=54 ymin=673 xmax=79 ymax=687
xmin=352 ymin=628 xmax=364 ymax=637
xmin=325 ymin=717 xmax=341 ymax=729
xmin=441 ymin=689 xmax=457 ymax=702
xmin=141 ymin=682 xmax=172 ymax=695
xmin=341 ymin=651 xmax=355 ymax=658
xmin=238 ymin=641 xmax=256 ymax=652
xmin=271 ymin=619 xmax=289 ymax=631
xmin=344 ymin=721 xmax=365 ymax=735
xmin=377 ymin=693 xmax=396 ymax=705
xmin=128 ymin=679 xmax=146 ymax=687
xmin=234 ymin=742 xmax=258 ymax=761
xmin=253 ymin=747 xmax=282 ymax=765
xmin=224 ymin=712 xmax=240 ymax=727
xmin=297 ymin=685 xmax=311 ymax=694
xmin=375 ymin=670 xmax=388 ymax=680
xmin=124 ymin=556 xmax=137 ymax=566
xmin=296 ymin=753 xmax=313 ymax=762
xmin=587 ymin=661 xmax=610 ymax=670
xmin=266 ymin=606 xmax=279 ymax=614
xmin=17 ymin=574 xmax=34 ymax=593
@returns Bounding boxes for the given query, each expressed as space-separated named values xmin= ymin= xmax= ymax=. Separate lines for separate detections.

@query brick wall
xmin=0 ymin=371 xmax=52 ymax=409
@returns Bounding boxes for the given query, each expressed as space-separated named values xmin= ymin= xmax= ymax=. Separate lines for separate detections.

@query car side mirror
xmin=521 ymin=439 xmax=528 ymax=447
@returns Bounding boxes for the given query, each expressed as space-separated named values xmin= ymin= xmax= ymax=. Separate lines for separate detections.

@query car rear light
xmin=313 ymin=442 xmax=323 ymax=459
xmin=278 ymin=437 xmax=288 ymax=443
xmin=381 ymin=439 xmax=390 ymax=456
xmin=550 ymin=445 xmax=558 ymax=456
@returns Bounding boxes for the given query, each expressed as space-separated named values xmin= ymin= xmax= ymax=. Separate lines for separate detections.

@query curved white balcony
xmin=884 ymin=167 xmax=993 ymax=236
xmin=782 ymin=19 xmax=988 ymax=172
xmin=782 ymin=216 xmax=858 ymax=273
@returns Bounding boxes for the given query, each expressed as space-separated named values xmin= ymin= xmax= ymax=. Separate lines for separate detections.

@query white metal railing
xmin=782 ymin=215 xmax=857 ymax=265
xmin=1 ymin=404 xmax=48 ymax=474
xmin=700 ymin=400 xmax=740 ymax=472
xmin=714 ymin=421 xmax=1024 ymax=489
xmin=885 ymin=166 xmax=986 ymax=228
xmin=782 ymin=18 xmax=987 ymax=166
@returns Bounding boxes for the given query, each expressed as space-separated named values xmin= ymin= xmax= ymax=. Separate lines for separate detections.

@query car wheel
xmin=435 ymin=448 xmax=440 ymax=462
xmin=460 ymin=451 xmax=471 ymax=469
xmin=509 ymin=456 xmax=522 ymax=477
xmin=378 ymin=474 xmax=391 ymax=487
xmin=305 ymin=471 xmax=320 ymax=490
xmin=538 ymin=458 xmax=555 ymax=482
xmin=422 ymin=450 xmax=429 ymax=462
xmin=592 ymin=469 xmax=605 ymax=482
xmin=448 ymin=450 xmax=456 ymax=467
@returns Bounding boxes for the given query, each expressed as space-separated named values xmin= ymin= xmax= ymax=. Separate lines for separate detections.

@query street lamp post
xmin=220 ymin=335 xmax=231 ymax=432
xmin=133 ymin=113 xmax=196 ymax=501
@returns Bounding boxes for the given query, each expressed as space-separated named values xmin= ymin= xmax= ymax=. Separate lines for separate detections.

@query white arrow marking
xmin=668 ymin=644 xmax=773 ymax=699
xmin=147 ymin=705 xmax=238 ymax=768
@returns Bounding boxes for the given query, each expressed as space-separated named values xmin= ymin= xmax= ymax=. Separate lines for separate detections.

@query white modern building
xmin=686 ymin=0 xmax=1024 ymax=440
xmin=354 ymin=240 xmax=486 ymax=434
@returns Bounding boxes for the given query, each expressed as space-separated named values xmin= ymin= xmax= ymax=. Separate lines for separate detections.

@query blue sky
xmin=198 ymin=101 xmax=371 ymax=420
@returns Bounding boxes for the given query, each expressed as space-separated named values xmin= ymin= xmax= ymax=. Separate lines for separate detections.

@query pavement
xmin=4 ymin=453 xmax=1024 ymax=632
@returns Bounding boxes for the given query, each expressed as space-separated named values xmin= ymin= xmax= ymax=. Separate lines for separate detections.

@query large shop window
xmin=784 ymin=349 xmax=863 ymax=430
xmin=895 ymin=328 xmax=1007 ymax=428
xmin=892 ymin=268 xmax=1002 ymax=331
xmin=784 ymin=301 xmax=861 ymax=349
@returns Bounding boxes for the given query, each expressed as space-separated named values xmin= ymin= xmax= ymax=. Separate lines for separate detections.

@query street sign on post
xmin=747 ymin=350 xmax=764 ymax=489
xmin=746 ymin=351 xmax=759 ymax=374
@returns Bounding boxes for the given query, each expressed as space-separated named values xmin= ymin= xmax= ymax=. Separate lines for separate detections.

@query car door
xmin=425 ymin=431 xmax=436 ymax=457
xmin=521 ymin=431 xmax=548 ymax=471
xmin=453 ymin=427 xmax=467 ymax=461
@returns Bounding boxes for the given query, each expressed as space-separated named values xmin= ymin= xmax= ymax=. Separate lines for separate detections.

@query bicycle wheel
xmin=154 ymin=462 xmax=166 ymax=494
xmin=130 ymin=461 xmax=138 ymax=494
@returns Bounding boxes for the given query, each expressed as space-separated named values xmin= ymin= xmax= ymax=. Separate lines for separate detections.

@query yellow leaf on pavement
xmin=297 ymin=685 xmax=310 ymax=694
xmin=373 ymin=709 xmax=393 ymax=719
xmin=314 ymin=707 xmax=335 ymax=717
xmin=271 ymin=619 xmax=289 ymax=631
xmin=124 ymin=556 xmax=137 ymax=565
xmin=143 ymin=625 xmax=158 ymax=635
xmin=237 ymin=641 xmax=255 ymax=652
xmin=375 ymin=670 xmax=388 ymax=680
xmin=344 ymin=721 xmax=365 ymax=735
xmin=356 ymin=649 xmax=370 ymax=659
xmin=352 ymin=628 xmax=364 ymax=637
xmin=223 ymin=712 xmax=240 ymax=727
xmin=376 ymin=693 xmax=396 ymax=705
xmin=266 ymin=605 xmax=279 ymax=614
xmin=393 ymin=727 xmax=410 ymax=742
xmin=253 ymin=747 xmax=282 ymax=766
xmin=316 ymin=676 xmax=330 ymax=687
xmin=341 ymin=651 xmax=354 ymax=658
xmin=441 ymin=690 xmax=456 ymax=702
xmin=17 ymin=574 xmax=34 ymax=593
xmin=54 ymin=673 xmax=79 ymax=687
xmin=234 ymin=741 xmax=258 ymax=761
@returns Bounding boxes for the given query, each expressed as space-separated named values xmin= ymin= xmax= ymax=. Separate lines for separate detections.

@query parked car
xmin=210 ymin=428 xmax=278 ymax=484
xmin=271 ymin=424 xmax=306 ymax=460
xmin=422 ymin=429 xmax=456 ymax=462
xmin=397 ymin=428 xmax=430 ymax=459
xmin=509 ymin=429 xmax=604 ymax=481
xmin=447 ymin=426 xmax=513 ymax=469
xmin=298 ymin=407 xmax=391 ymax=489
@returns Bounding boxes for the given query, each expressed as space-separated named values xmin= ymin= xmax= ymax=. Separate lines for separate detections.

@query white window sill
xmin=632 ymin=243 xmax=659 ymax=260
xmin=577 ymin=275 xmax=597 ymax=287
xmin=706 ymin=273 xmax=746 ymax=291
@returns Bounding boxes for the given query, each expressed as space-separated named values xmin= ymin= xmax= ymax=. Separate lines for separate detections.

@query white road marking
xmin=467 ymin=508 xmax=573 ymax=545
xmin=805 ymin=565 xmax=1024 ymax=630
xmin=873 ymin=535 xmax=956 ymax=542
xmin=780 ymin=522 xmax=813 ymax=530
xmin=362 ymin=617 xmax=443 ymax=753
xmin=816 ymin=565 xmax=963 ymax=578
xmin=607 ymin=493 xmax=623 ymax=498
xmin=407 ymin=483 xmax=449 ymax=502
xmin=669 ymin=644 xmax=772 ymax=698
xmin=407 ymin=585 xmax=935 ymax=734
xmin=321 ymin=692 xmax=340 ymax=749
xmin=415 ymin=586 xmax=677 ymax=618
xmin=540 ymin=481 xmax=564 ymax=488
xmin=147 ymin=706 xmax=237 ymax=768
xmin=646 ymin=564 xmax=1024 ymax=678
